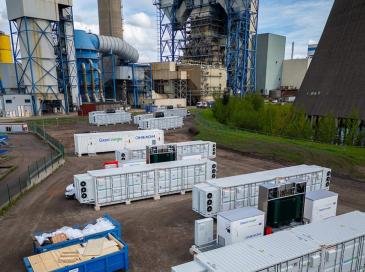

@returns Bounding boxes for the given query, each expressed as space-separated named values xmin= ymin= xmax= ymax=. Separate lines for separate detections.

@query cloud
xmin=0 ymin=0 xmax=333 ymax=62
xmin=259 ymin=0 xmax=334 ymax=59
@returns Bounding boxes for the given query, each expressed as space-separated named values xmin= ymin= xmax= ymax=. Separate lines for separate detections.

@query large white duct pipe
xmin=97 ymin=35 xmax=139 ymax=63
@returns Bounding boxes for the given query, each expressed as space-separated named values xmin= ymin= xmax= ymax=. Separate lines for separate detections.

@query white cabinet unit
xmin=74 ymin=158 xmax=217 ymax=208
xmin=217 ymin=207 xmax=264 ymax=247
xmin=74 ymin=174 xmax=94 ymax=204
xmin=194 ymin=218 xmax=214 ymax=247
xmin=304 ymin=190 xmax=338 ymax=223
xmin=74 ymin=130 xmax=164 ymax=156
xmin=193 ymin=165 xmax=332 ymax=217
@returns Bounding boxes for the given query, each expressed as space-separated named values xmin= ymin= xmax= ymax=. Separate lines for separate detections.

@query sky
xmin=0 ymin=0 xmax=334 ymax=62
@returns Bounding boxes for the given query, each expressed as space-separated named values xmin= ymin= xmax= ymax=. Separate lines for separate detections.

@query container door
xmin=87 ymin=137 xmax=97 ymax=154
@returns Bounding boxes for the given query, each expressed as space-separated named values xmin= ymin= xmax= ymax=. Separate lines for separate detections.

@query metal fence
xmin=0 ymin=125 xmax=64 ymax=210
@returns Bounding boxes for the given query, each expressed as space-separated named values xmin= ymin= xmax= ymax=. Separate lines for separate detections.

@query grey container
xmin=172 ymin=211 xmax=365 ymax=272
xmin=139 ymin=116 xmax=184 ymax=130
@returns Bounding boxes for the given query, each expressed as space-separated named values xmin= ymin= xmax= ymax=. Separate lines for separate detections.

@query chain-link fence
xmin=0 ymin=125 xmax=64 ymax=210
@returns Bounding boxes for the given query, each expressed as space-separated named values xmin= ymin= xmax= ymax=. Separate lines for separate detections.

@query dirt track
xmin=0 ymin=116 xmax=364 ymax=271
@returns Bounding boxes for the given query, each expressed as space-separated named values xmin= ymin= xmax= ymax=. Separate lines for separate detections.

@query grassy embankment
xmin=194 ymin=109 xmax=365 ymax=181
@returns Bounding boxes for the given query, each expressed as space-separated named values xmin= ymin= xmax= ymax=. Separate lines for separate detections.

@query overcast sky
xmin=0 ymin=0 xmax=334 ymax=62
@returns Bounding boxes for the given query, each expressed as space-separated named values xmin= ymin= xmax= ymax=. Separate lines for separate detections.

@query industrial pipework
xmin=81 ymin=63 xmax=91 ymax=103
xmin=93 ymin=35 xmax=139 ymax=63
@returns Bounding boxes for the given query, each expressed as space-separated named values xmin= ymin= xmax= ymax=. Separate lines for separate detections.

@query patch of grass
xmin=28 ymin=116 xmax=87 ymax=127
xmin=194 ymin=110 xmax=365 ymax=181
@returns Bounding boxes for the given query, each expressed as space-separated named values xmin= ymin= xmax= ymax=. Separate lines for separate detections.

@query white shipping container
xmin=193 ymin=165 xmax=332 ymax=217
xmin=217 ymin=207 xmax=265 ymax=247
xmin=133 ymin=114 xmax=153 ymax=126
xmin=115 ymin=141 xmax=216 ymax=164
xmin=172 ymin=211 xmax=365 ymax=272
xmin=74 ymin=130 xmax=164 ymax=156
xmin=139 ymin=116 xmax=184 ymax=130
xmin=0 ymin=123 xmax=28 ymax=133
xmin=89 ymin=111 xmax=132 ymax=126
xmin=74 ymin=158 xmax=217 ymax=208
xmin=161 ymin=108 xmax=188 ymax=118
xmin=304 ymin=190 xmax=338 ymax=223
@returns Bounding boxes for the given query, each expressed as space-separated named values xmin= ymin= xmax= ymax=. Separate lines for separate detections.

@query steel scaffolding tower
xmin=155 ymin=0 xmax=258 ymax=96
xmin=9 ymin=6 xmax=79 ymax=114
xmin=154 ymin=0 xmax=187 ymax=62
xmin=226 ymin=0 xmax=258 ymax=95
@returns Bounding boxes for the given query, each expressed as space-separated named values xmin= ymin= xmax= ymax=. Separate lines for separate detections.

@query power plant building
xmin=256 ymin=33 xmax=286 ymax=95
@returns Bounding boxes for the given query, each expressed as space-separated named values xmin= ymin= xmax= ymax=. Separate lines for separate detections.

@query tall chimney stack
xmin=98 ymin=0 xmax=123 ymax=39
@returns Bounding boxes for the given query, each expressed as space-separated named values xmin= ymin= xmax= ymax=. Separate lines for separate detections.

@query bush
xmin=315 ymin=113 xmax=337 ymax=144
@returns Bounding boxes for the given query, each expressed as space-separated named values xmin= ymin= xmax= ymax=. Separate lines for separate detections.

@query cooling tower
xmin=295 ymin=0 xmax=365 ymax=121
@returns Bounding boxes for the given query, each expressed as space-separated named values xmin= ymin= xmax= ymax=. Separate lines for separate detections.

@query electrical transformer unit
xmin=74 ymin=129 xmax=164 ymax=156
xmin=258 ymin=181 xmax=307 ymax=228
xmin=74 ymin=158 xmax=217 ymax=208
xmin=192 ymin=165 xmax=331 ymax=217
xmin=115 ymin=141 xmax=216 ymax=164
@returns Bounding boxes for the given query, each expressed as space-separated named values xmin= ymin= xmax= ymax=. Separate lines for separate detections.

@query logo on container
xmin=135 ymin=135 xmax=156 ymax=140
xmin=99 ymin=137 xmax=123 ymax=143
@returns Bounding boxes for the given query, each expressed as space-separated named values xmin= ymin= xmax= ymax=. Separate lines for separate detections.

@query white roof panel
xmin=218 ymin=207 xmax=264 ymax=222
xmin=88 ymin=158 xmax=211 ymax=177
xmin=305 ymin=190 xmax=338 ymax=201
xmin=207 ymin=165 xmax=325 ymax=188
xmin=181 ymin=212 xmax=365 ymax=272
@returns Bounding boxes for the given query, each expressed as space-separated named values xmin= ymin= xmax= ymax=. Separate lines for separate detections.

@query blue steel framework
xmin=154 ymin=0 xmax=187 ymax=62
xmin=131 ymin=63 xmax=152 ymax=108
xmin=101 ymin=54 xmax=152 ymax=108
xmin=226 ymin=0 xmax=258 ymax=95
xmin=155 ymin=0 xmax=258 ymax=96
xmin=9 ymin=6 xmax=78 ymax=114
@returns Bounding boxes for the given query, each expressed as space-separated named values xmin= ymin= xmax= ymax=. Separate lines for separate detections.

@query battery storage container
xmin=74 ymin=158 xmax=217 ymax=208
xmin=74 ymin=129 xmax=164 ymax=156
xmin=139 ymin=116 xmax=184 ymax=130
xmin=89 ymin=111 xmax=132 ymax=126
xmin=133 ymin=113 xmax=154 ymax=125
xmin=160 ymin=108 xmax=188 ymax=118
xmin=304 ymin=190 xmax=338 ymax=223
xmin=116 ymin=141 xmax=216 ymax=164
xmin=172 ymin=211 xmax=365 ymax=272
xmin=193 ymin=165 xmax=331 ymax=217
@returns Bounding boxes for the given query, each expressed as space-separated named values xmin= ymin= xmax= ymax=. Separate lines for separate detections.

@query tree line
xmin=212 ymin=94 xmax=365 ymax=146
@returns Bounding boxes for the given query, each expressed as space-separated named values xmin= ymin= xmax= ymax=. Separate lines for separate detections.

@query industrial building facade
xmin=256 ymin=33 xmax=286 ymax=95
xmin=295 ymin=0 xmax=365 ymax=121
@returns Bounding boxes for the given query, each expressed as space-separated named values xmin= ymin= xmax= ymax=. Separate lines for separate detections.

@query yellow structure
xmin=0 ymin=33 xmax=13 ymax=64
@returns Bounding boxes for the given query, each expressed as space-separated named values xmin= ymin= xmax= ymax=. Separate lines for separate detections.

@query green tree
xmin=316 ymin=113 xmax=337 ymax=144
xmin=344 ymin=110 xmax=361 ymax=146
xmin=283 ymin=109 xmax=313 ymax=140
